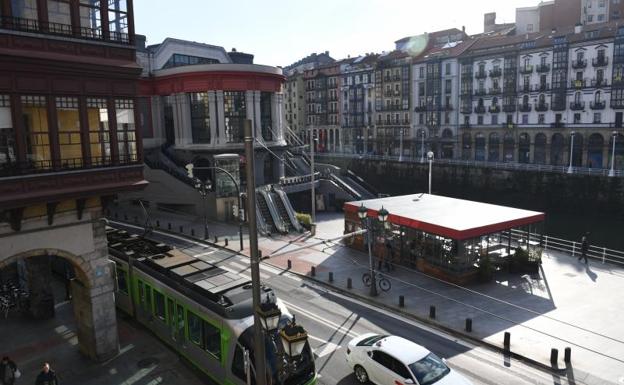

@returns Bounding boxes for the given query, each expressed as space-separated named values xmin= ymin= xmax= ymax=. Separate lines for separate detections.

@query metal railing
xmin=315 ymin=152 xmax=624 ymax=177
xmin=507 ymin=229 xmax=624 ymax=266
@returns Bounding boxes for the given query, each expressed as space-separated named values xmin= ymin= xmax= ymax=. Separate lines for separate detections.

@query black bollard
xmin=347 ymin=278 xmax=352 ymax=289
xmin=329 ymin=272 xmax=334 ymax=282
xmin=115 ymin=212 xmax=118 ymax=219
xmin=504 ymin=332 xmax=511 ymax=351
xmin=564 ymin=347 xmax=571 ymax=363
xmin=258 ymin=250 xmax=262 ymax=259
xmin=214 ymin=236 xmax=218 ymax=243
xmin=156 ymin=220 xmax=160 ymax=228
xmin=399 ymin=295 xmax=404 ymax=308
xmin=429 ymin=305 xmax=436 ymax=319
xmin=550 ymin=348 xmax=559 ymax=365
xmin=225 ymin=238 xmax=229 ymax=247
xmin=311 ymin=266 xmax=316 ymax=277
xmin=124 ymin=214 xmax=128 ymax=220
xmin=179 ymin=225 xmax=183 ymax=233
xmin=465 ymin=318 xmax=473 ymax=332
xmin=287 ymin=260 xmax=292 ymax=269
xmin=168 ymin=223 xmax=171 ymax=230
xmin=191 ymin=229 xmax=195 ymax=237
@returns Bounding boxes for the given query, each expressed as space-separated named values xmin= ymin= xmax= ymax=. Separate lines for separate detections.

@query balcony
xmin=414 ymin=104 xmax=427 ymax=112
xmin=0 ymin=163 xmax=145 ymax=207
xmin=570 ymin=101 xmax=585 ymax=110
xmin=519 ymin=65 xmax=534 ymax=74
xmin=614 ymin=76 xmax=624 ymax=86
xmin=592 ymin=57 xmax=609 ymax=67
xmin=591 ymin=78 xmax=608 ymax=87
xmin=536 ymin=64 xmax=550 ymax=73
xmin=460 ymin=88 xmax=472 ymax=96
xmin=502 ymin=123 xmax=516 ymax=129
xmin=535 ymin=102 xmax=549 ymax=112
xmin=460 ymin=123 xmax=471 ymax=129
xmin=489 ymin=68 xmax=502 ymax=77
xmin=475 ymin=105 xmax=486 ymax=114
xmin=519 ymin=103 xmax=532 ymax=112
xmin=460 ymin=107 xmax=472 ymax=114
xmin=489 ymin=87 xmax=502 ymax=95
xmin=503 ymin=104 xmax=516 ymax=113
xmin=571 ymin=59 xmax=587 ymax=69
xmin=489 ymin=105 xmax=500 ymax=113
xmin=590 ymin=101 xmax=606 ymax=110
xmin=393 ymin=75 xmax=402 ymax=81
xmin=443 ymin=104 xmax=454 ymax=111
xmin=534 ymin=83 xmax=550 ymax=92
xmin=571 ymin=79 xmax=587 ymax=89
xmin=474 ymin=89 xmax=487 ymax=96
xmin=475 ymin=71 xmax=487 ymax=79
xmin=519 ymin=84 xmax=531 ymax=93
xmin=551 ymin=122 xmax=565 ymax=128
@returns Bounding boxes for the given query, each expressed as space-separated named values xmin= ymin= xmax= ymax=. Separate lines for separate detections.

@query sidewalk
xmin=108 ymin=204 xmax=624 ymax=385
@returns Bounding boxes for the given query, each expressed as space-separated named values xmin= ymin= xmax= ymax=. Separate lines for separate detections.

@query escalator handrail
xmin=258 ymin=188 xmax=289 ymax=234
xmin=273 ymin=189 xmax=303 ymax=232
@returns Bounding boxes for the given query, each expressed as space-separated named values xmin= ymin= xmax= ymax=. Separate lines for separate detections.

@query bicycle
xmin=361 ymin=271 xmax=391 ymax=292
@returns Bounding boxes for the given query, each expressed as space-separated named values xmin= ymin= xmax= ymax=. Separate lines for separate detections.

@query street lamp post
xmin=567 ymin=131 xmax=576 ymax=174
xmin=358 ymin=204 xmax=377 ymax=297
xmin=427 ymin=151 xmax=434 ymax=194
xmin=243 ymin=120 xmax=268 ymax=385
xmin=609 ymin=131 xmax=618 ymax=177
xmin=310 ymin=129 xmax=317 ymax=224
xmin=420 ymin=131 xmax=425 ymax=163
xmin=399 ymin=128 xmax=404 ymax=162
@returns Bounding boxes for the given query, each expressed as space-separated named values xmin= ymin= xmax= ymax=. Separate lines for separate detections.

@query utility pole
xmin=310 ymin=128 xmax=316 ymax=223
xmin=244 ymin=119 xmax=267 ymax=385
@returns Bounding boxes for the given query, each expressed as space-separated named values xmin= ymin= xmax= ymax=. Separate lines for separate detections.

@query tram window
xmin=153 ymin=291 xmax=166 ymax=321
xmin=203 ymin=321 xmax=221 ymax=359
xmin=116 ymin=268 xmax=128 ymax=294
xmin=138 ymin=281 xmax=145 ymax=306
xmin=145 ymin=284 xmax=152 ymax=312
xmin=188 ymin=311 xmax=202 ymax=346
xmin=167 ymin=298 xmax=175 ymax=327
xmin=176 ymin=304 xmax=185 ymax=339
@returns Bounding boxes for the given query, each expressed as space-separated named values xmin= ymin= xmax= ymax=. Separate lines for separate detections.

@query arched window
xmin=574 ymin=92 xmax=582 ymax=103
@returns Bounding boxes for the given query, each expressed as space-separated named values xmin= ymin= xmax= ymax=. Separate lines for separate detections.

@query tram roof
xmin=344 ymin=194 xmax=545 ymax=240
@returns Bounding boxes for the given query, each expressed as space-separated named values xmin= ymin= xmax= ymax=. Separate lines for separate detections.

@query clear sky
xmin=134 ymin=0 xmax=538 ymax=67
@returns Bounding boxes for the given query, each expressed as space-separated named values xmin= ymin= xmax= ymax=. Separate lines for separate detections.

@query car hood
xmin=432 ymin=369 xmax=473 ymax=385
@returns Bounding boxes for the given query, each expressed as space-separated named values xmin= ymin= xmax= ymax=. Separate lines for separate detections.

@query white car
xmin=346 ymin=333 xmax=473 ymax=385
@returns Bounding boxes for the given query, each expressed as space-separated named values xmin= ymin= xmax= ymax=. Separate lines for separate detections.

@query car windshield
xmin=357 ymin=334 xmax=388 ymax=346
xmin=408 ymin=353 xmax=450 ymax=385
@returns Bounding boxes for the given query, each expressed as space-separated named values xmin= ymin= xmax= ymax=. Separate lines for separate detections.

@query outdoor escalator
xmin=256 ymin=192 xmax=277 ymax=234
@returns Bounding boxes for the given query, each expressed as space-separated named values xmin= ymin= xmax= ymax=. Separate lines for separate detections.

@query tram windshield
xmin=233 ymin=315 xmax=316 ymax=385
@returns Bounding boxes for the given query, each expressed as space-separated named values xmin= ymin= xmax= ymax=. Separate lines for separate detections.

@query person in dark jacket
xmin=579 ymin=235 xmax=589 ymax=264
xmin=35 ymin=363 xmax=58 ymax=385
xmin=0 ymin=356 xmax=17 ymax=385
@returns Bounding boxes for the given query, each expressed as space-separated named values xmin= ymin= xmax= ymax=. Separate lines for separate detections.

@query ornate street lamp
xmin=358 ymin=204 xmax=377 ymax=296
xmin=258 ymin=294 xmax=282 ymax=333
xmin=609 ymin=131 xmax=618 ymax=177
xmin=567 ymin=131 xmax=576 ymax=174
xmin=427 ymin=151 xmax=434 ymax=194
xmin=378 ymin=206 xmax=389 ymax=223
xmin=279 ymin=315 xmax=309 ymax=359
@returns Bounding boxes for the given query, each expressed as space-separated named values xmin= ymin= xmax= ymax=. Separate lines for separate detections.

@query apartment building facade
xmin=305 ymin=62 xmax=341 ymax=153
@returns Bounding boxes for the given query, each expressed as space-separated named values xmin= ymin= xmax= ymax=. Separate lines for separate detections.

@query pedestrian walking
xmin=384 ymin=240 xmax=394 ymax=272
xmin=579 ymin=234 xmax=589 ymax=264
xmin=35 ymin=363 xmax=57 ymax=385
xmin=0 ymin=356 xmax=18 ymax=385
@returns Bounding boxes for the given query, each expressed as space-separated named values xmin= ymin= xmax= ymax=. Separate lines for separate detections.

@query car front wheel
xmin=354 ymin=365 xmax=369 ymax=383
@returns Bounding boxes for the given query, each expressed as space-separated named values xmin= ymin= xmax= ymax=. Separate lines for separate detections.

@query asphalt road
xmin=113 ymin=223 xmax=581 ymax=385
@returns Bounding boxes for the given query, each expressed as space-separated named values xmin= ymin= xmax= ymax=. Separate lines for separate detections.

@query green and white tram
xmin=107 ymin=228 xmax=317 ymax=385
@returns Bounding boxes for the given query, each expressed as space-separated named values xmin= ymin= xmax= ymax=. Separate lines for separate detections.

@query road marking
xmin=314 ymin=342 xmax=341 ymax=358
xmin=229 ymin=262 xmax=249 ymax=271
xmin=259 ymin=263 xmax=282 ymax=275
xmin=193 ymin=251 xmax=218 ymax=258
xmin=282 ymin=300 xmax=360 ymax=339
